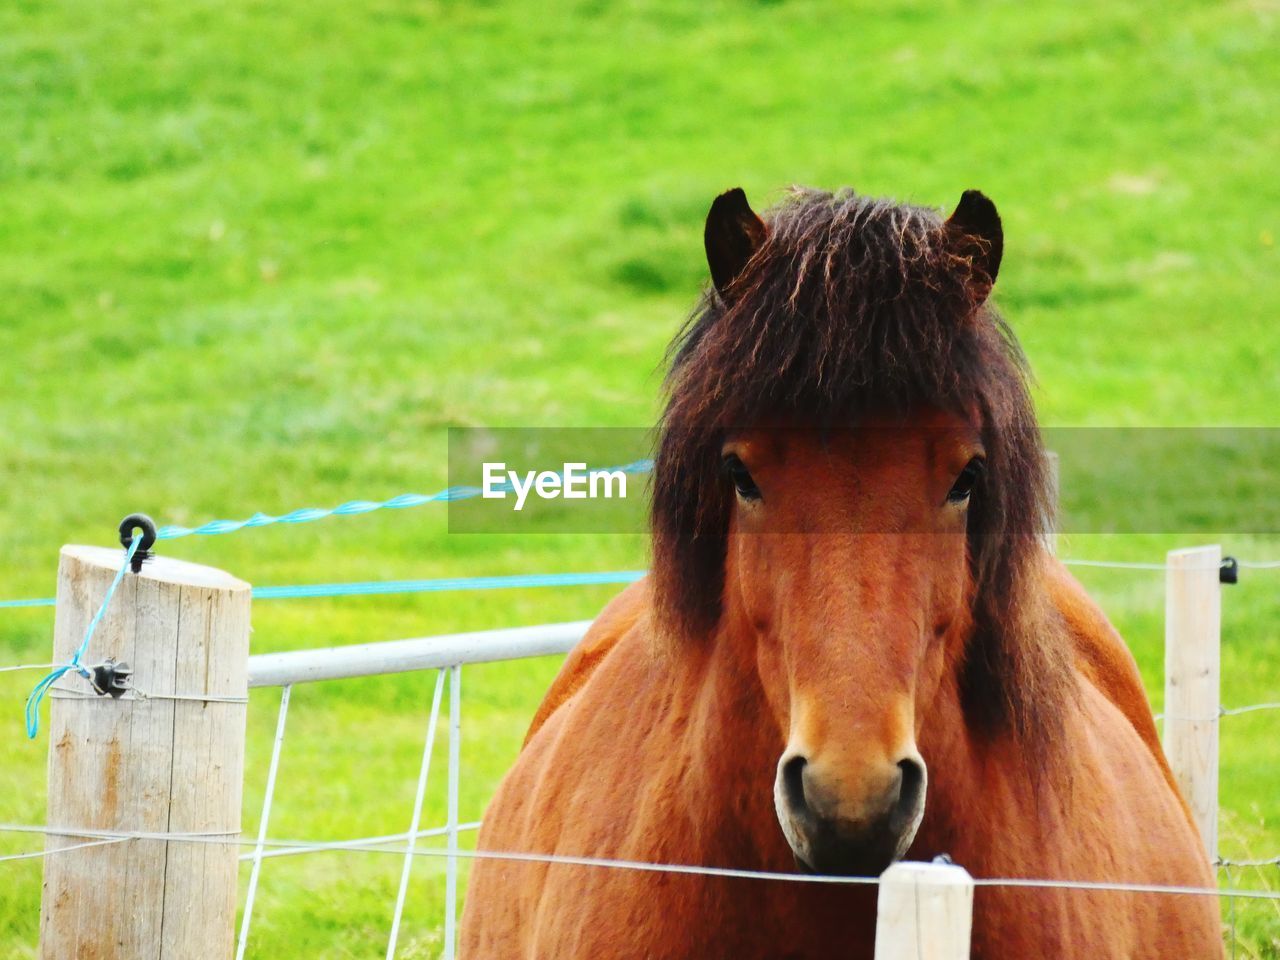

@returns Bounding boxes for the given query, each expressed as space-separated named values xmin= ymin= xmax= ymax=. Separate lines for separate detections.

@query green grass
xmin=1 ymin=0 xmax=1279 ymax=955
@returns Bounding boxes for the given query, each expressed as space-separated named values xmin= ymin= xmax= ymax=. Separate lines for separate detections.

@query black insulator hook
xmin=90 ymin=658 xmax=133 ymax=698
xmin=1220 ymin=556 xmax=1239 ymax=585
xmin=118 ymin=513 xmax=158 ymax=573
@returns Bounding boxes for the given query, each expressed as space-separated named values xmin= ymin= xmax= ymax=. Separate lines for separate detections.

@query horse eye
xmin=946 ymin=458 xmax=985 ymax=505
xmin=722 ymin=454 xmax=762 ymax=501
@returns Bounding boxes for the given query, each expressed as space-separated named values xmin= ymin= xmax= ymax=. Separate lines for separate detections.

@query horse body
xmin=463 ymin=566 xmax=1219 ymax=959
xmin=460 ymin=186 xmax=1222 ymax=957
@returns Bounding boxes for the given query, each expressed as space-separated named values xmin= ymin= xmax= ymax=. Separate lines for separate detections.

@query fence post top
xmin=59 ymin=544 xmax=250 ymax=592
xmin=1166 ymin=544 xmax=1222 ymax=563
xmin=879 ymin=860 xmax=974 ymax=886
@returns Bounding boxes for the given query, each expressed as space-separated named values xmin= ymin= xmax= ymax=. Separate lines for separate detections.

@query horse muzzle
xmin=772 ymin=750 xmax=927 ymax=876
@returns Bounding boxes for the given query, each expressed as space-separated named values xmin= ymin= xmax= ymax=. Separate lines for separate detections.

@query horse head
xmin=654 ymin=185 xmax=1062 ymax=876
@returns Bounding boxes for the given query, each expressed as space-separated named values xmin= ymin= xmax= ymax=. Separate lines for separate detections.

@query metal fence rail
xmin=246 ymin=621 xmax=589 ymax=688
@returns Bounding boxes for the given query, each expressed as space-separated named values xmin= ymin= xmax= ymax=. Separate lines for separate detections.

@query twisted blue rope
xmin=25 ymin=539 xmax=140 ymax=739
xmin=253 ymin=570 xmax=647 ymax=600
xmin=1 ymin=459 xmax=656 ymax=611
xmin=2 ymin=570 xmax=649 ymax=608
xmin=154 ymin=459 xmax=654 ymax=540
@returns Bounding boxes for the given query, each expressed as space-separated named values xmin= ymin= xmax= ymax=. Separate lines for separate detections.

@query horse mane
xmin=651 ymin=186 xmax=1071 ymax=755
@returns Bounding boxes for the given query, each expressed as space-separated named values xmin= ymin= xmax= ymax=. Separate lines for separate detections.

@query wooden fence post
xmin=40 ymin=545 xmax=251 ymax=959
xmin=874 ymin=860 xmax=974 ymax=960
xmin=1163 ymin=544 xmax=1221 ymax=863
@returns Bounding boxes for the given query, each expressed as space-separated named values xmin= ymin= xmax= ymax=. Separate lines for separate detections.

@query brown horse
xmin=460 ymin=187 xmax=1223 ymax=958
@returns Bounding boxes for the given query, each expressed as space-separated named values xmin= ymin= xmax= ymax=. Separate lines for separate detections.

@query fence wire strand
xmin=444 ymin=664 xmax=463 ymax=960
xmin=5 ymin=821 xmax=1280 ymax=901
xmin=243 ymin=822 xmax=483 ymax=863
xmin=0 ymin=835 xmax=130 ymax=864
xmin=1155 ymin=702 xmax=1280 ymax=723
xmin=150 ymin=460 xmax=655 ymax=541
xmin=1218 ymin=855 xmax=1280 ymax=868
xmin=386 ymin=669 xmax=446 ymax=960
xmin=236 ymin=684 xmax=292 ymax=960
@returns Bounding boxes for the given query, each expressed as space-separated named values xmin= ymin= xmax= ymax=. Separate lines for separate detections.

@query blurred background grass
xmin=1 ymin=0 xmax=1278 ymax=955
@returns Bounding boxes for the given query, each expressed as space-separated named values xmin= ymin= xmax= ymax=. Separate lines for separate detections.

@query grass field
xmin=2 ymin=0 xmax=1279 ymax=955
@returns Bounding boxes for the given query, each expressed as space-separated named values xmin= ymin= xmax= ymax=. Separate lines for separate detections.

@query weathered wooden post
xmin=874 ymin=860 xmax=974 ymax=960
xmin=40 ymin=545 xmax=251 ymax=958
xmin=1163 ymin=544 xmax=1221 ymax=862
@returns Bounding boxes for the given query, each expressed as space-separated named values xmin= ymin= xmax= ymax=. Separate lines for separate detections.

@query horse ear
xmin=946 ymin=190 xmax=1003 ymax=304
xmin=705 ymin=188 xmax=766 ymax=295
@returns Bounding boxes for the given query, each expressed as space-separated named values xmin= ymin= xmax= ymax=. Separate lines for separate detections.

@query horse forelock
xmin=651 ymin=187 xmax=1071 ymax=763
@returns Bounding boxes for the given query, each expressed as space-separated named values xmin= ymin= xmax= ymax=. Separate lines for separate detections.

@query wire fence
xmin=6 ymin=820 xmax=1280 ymax=899
xmin=5 ymin=614 xmax=1280 ymax=955
xmin=2 ymin=466 xmax=1280 ymax=956
xmin=2 ymin=668 xmax=1280 ymax=956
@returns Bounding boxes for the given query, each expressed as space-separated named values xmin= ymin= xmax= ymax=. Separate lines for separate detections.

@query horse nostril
xmin=782 ymin=755 xmax=809 ymax=811
xmin=891 ymin=758 xmax=925 ymax=831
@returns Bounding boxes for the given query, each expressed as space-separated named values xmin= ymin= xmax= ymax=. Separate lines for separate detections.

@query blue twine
xmin=25 ymin=538 xmax=140 ymax=739
xmin=1 ymin=458 xmax=656 ymax=611
xmin=0 ymin=597 xmax=55 ymax=609
xmin=252 ymin=570 xmax=647 ymax=600
xmin=2 ymin=570 xmax=650 ymax=609
xmin=153 ymin=459 xmax=654 ymax=540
